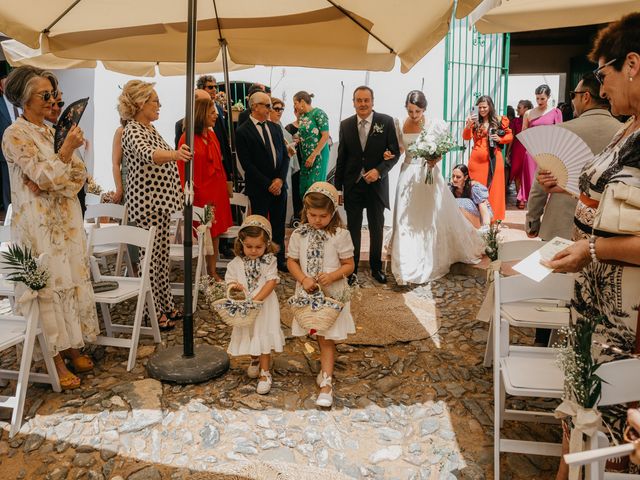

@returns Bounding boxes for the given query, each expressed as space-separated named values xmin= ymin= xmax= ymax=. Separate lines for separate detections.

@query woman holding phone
xmin=463 ymin=95 xmax=513 ymax=221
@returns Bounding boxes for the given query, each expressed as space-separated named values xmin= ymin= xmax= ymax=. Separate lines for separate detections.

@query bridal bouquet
xmin=407 ymin=120 xmax=457 ymax=184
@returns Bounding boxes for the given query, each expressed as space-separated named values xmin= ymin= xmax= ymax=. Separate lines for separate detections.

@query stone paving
xmin=0 ymin=267 xmax=561 ymax=480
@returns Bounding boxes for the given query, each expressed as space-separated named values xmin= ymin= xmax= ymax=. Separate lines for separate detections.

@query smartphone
xmin=471 ymin=106 xmax=479 ymax=119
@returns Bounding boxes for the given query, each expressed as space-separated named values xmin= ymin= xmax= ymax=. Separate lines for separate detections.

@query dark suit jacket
xmin=334 ymin=111 xmax=400 ymax=209
xmin=235 ymin=118 xmax=289 ymax=200
xmin=237 ymin=109 xmax=251 ymax=127
xmin=174 ymin=104 xmax=233 ymax=178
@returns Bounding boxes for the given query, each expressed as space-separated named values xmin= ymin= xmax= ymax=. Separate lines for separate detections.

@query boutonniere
xmin=372 ymin=123 xmax=384 ymax=135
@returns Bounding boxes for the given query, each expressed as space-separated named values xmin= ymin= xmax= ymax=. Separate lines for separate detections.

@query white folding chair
xmin=84 ymin=203 xmax=135 ymax=277
xmin=483 ymin=241 xmax=571 ymax=367
xmin=218 ymin=192 xmax=249 ymax=237
xmin=493 ymin=271 xmax=565 ymax=479
xmin=564 ymin=358 xmax=640 ymax=480
xmin=85 ymin=192 xmax=101 ymax=206
xmin=169 ymin=207 xmax=206 ymax=312
xmin=0 ymin=250 xmax=61 ymax=438
xmin=87 ymin=225 xmax=160 ymax=371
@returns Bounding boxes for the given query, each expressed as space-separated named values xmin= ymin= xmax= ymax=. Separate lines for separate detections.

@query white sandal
xmin=247 ymin=358 xmax=260 ymax=379
xmin=256 ymin=370 xmax=272 ymax=395
xmin=315 ymin=371 xmax=333 ymax=407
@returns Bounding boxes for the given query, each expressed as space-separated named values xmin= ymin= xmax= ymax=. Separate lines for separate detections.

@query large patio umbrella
xmin=0 ymin=1 xmax=461 ymax=74
xmin=470 ymin=0 xmax=639 ymax=33
xmin=0 ymin=0 xmax=466 ymax=383
xmin=1 ymin=39 xmax=252 ymax=76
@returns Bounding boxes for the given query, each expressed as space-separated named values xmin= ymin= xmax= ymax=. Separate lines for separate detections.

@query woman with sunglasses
xmin=293 ymin=91 xmax=330 ymax=196
xmin=269 ymin=97 xmax=299 ymax=223
xmin=1 ymin=65 xmax=99 ymax=390
xmin=538 ymin=13 xmax=640 ymax=479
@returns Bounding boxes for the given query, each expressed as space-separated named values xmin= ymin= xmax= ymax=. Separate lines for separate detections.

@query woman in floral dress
xmin=541 ymin=13 xmax=640 ymax=478
xmin=293 ymin=91 xmax=330 ymax=196
xmin=1 ymin=66 xmax=99 ymax=390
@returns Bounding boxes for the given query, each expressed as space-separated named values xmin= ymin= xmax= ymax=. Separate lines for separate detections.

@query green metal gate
xmin=442 ymin=13 xmax=510 ymax=178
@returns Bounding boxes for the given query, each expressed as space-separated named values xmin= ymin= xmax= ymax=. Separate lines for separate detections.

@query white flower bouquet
xmin=407 ymin=120 xmax=457 ymax=184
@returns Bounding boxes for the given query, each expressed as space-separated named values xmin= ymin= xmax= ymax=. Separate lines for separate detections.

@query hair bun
xmin=309 ymin=93 xmax=315 ymax=98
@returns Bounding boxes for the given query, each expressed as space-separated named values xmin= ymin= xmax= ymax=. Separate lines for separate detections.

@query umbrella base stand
xmin=146 ymin=345 xmax=229 ymax=384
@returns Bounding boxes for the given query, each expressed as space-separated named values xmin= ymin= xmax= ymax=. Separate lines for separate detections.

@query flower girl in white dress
xmin=390 ymin=90 xmax=483 ymax=284
xmin=225 ymin=215 xmax=285 ymax=395
xmin=287 ymin=182 xmax=356 ymax=408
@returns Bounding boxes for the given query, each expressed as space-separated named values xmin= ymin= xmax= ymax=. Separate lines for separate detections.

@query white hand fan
xmin=517 ymin=125 xmax=593 ymax=197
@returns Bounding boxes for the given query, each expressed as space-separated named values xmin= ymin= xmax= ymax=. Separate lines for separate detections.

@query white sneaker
xmin=256 ymin=370 xmax=272 ymax=395
xmin=247 ymin=360 xmax=260 ymax=379
xmin=315 ymin=372 xmax=333 ymax=407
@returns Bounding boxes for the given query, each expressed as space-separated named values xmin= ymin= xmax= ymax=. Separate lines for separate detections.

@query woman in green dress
xmin=293 ymin=91 xmax=330 ymax=196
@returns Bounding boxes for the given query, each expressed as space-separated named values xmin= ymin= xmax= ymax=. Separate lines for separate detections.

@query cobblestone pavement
xmin=0 ymin=267 xmax=561 ymax=479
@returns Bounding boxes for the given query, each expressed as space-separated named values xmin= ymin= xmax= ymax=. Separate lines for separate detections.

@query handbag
xmin=593 ymin=182 xmax=640 ymax=235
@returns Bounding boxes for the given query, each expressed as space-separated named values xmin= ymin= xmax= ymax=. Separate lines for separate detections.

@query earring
xmin=630 ymin=77 xmax=634 ymax=82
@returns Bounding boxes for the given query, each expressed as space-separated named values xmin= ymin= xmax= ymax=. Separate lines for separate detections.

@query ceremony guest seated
xmin=178 ymin=98 xmax=233 ymax=280
xmin=1 ymin=65 xmax=99 ymax=390
xmin=449 ymin=163 xmax=492 ymax=228
xmin=119 ymin=80 xmax=191 ymax=330
xmin=538 ymin=12 xmax=640 ymax=478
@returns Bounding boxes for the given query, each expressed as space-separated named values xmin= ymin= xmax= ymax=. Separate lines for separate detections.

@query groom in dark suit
xmin=0 ymin=68 xmax=15 ymax=215
xmin=236 ymin=91 xmax=290 ymax=271
xmin=335 ymin=86 xmax=400 ymax=284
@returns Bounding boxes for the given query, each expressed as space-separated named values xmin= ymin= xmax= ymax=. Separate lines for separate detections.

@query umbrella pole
xmin=147 ymin=0 xmax=229 ymax=384
xmin=219 ymin=38 xmax=238 ymax=190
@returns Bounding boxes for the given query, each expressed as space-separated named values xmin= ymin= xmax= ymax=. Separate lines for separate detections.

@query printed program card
xmin=512 ymin=237 xmax=574 ymax=282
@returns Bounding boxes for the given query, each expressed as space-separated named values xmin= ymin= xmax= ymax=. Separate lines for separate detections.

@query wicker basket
xmin=213 ymin=286 xmax=263 ymax=328
xmin=288 ymin=287 xmax=344 ymax=332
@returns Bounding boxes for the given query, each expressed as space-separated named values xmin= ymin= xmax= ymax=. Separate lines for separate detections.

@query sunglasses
xmin=204 ymin=85 xmax=216 ymax=90
xmin=56 ymin=101 xmax=65 ymax=109
xmin=593 ymin=58 xmax=617 ymax=84
xmin=256 ymin=102 xmax=272 ymax=109
xmin=569 ymin=90 xmax=588 ymax=100
xmin=35 ymin=90 xmax=59 ymax=102
xmin=272 ymin=107 xmax=284 ymax=112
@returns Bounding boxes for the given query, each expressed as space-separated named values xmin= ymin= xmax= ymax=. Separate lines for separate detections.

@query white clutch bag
xmin=593 ymin=182 xmax=640 ymax=235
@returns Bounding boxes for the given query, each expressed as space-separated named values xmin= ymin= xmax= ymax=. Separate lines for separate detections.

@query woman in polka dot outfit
xmin=118 ymin=80 xmax=191 ymax=329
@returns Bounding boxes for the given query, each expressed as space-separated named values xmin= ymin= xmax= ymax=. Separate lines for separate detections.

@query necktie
xmin=359 ymin=119 xmax=368 ymax=150
xmin=258 ymin=121 xmax=276 ymax=167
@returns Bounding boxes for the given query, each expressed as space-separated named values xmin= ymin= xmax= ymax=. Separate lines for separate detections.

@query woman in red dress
xmin=178 ymin=98 xmax=233 ymax=280
xmin=462 ymin=95 xmax=513 ymax=221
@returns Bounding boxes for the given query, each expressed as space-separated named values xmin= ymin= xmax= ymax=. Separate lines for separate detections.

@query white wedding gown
xmin=390 ymin=131 xmax=484 ymax=285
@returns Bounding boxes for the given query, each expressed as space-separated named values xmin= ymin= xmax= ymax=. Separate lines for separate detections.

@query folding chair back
xmin=170 ymin=207 xmax=206 ymax=311
xmin=0 ymin=252 xmax=61 ymax=437
xmin=498 ymin=239 xmax=547 ymax=262
xmin=87 ymin=225 xmax=159 ymax=371
xmin=85 ymin=203 xmax=127 ymax=226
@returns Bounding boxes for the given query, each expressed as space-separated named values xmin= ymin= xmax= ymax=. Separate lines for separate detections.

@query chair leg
xmin=126 ymin=287 xmax=151 ymax=372
xmin=146 ymin=289 xmax=161 ymax=343
xmin=483 ymin=319 xmax=493 ymax=367
xmin=38 ymin=333 xmax=61 ymax=393
xmin=10 ymin=305 xmax=38 ymax=437
xmin=100 ymin=303 xmax=114 ymax=337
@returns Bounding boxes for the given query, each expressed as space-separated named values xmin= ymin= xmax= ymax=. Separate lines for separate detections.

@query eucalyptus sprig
xmin=196 ymin=204 xmax=214 ymax=226
xmin=483 ymin=220 xmax=502 ymax=261
xmin=1 ymin=244 xmax=50 ymax=291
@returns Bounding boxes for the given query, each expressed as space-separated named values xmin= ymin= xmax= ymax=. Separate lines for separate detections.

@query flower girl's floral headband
xmin=239 ymin=215 xmax=272 ymax=242
xmin=304 ymin=181 xmax=339 ymax=213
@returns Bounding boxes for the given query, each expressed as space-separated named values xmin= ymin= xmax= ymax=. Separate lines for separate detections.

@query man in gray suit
xmin=526 ymin=72 xmax=622 ymax=241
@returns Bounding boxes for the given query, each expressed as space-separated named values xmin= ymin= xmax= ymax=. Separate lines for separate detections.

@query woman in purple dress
xmin=519 ymin=85 xmax=562 ymax=208
xmin=508 ymin=99 xmax=533 ymax=208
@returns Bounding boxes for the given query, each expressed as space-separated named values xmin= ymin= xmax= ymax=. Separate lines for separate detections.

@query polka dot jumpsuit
xmin=122 ymin=120 xmax=183 ymax=317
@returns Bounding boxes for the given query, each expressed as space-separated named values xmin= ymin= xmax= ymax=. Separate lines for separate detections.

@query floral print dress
xmin=298 ymin=107 xmax=330 ymax=196
xmin=570 ymin=119 xmax=640 ymax=441
xmin=1 ymin=117 xmax=99 ymax=356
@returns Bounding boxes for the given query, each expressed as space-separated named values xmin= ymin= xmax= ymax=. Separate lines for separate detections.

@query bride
xmin=390 ymin=90 xmax=483 ymax=285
